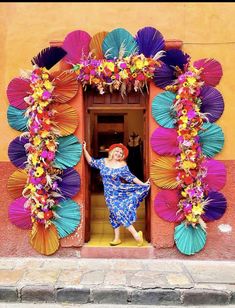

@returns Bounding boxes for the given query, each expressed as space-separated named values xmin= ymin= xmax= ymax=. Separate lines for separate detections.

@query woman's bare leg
xmin=126 ymin=225 xmax=140 ymax=240
xmin=113 ymin=227 xmax=120 ymax=241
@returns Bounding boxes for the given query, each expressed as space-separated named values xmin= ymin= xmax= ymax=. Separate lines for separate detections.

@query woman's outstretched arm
xmin=133 ymin=177 xmax=150 ymax=186
xmin=83 ymin=141 xmax=92 ymax=164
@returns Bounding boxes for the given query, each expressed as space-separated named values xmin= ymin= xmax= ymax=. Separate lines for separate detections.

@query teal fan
xmin=152 ymin=91 xmax=177 ymax=128
xmin=7 ymin=106 xmax=28 ymax=132
xmin=54 ymin=135 xmax=82 ymax=169
xmin=174 ymin=222 xmax=207 ymax=255
xmin=198 ymin=123 xmax=224 ymax=158
xmin=52 ymin=199 xmax=81 ymax=238
xmin=102 ymin=28 xmax=138 ymax=59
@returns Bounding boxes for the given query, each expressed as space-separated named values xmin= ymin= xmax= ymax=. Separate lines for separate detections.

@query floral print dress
xmin=90 ymin=157 xmax=150 ymax=228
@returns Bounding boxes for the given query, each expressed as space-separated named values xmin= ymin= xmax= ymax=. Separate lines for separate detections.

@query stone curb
xmin=0 ymin=286 xmax=234 ymax=305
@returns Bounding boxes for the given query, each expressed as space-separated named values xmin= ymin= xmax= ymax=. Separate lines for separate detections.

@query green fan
xmin=152 ymin=91 xmax=177 ymax=128
xmin=7 ymin=106 xmax=28 ymax=132
xmin=52 ymin=199 xmax=81 ymax=238
xmin=54 ymin=135 xmax=82 ymax=169
xmin=174 ymin=222 xmax=207 ymax=255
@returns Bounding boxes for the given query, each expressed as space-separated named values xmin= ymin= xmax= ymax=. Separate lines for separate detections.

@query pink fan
xmin=62 ymin=30 xmax=91 ymax=64
xmin=202 ymin=159 xmax=226 ymax=191
xmin=154 ymin=189 xmax=184 ymax=222
xmin=8 ymin=197 xmax=32 ymax=229
xmin=193 ymin=58 xmax=223 ymax=87
xmin=151 ymin=127 xmax=180 ymax=156
xmin=7 ymin=77 xmax=32 ymax=109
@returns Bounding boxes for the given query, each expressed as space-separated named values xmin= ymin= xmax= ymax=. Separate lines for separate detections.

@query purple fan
xmin=160 ymin=49 xmax=190 ymax=71
xmin=151 ymin=127 xmax=180 ymax=156
xmin=154 ymin=189 xmax=184 ymax=222
xmin=200 ymin=85 xmax=224 ymax=122
xmin=8 ymin=137 xmax=28 ymax=169
xmin=62 ymin=30 xmax=91 ymax=64
xmin=202 ymin=191 xmax=227 ymax=221
xmin=154 ymin=62 xmax=176 ymax=89
xmin=8 ymin=197 xmax=32 ymax=229
xmin=202 ymin=159 xmax=226 ymax=191
xmin=135 ymin=26 xmax=165 ymax=57
xmin=31 ymin=46 xmax=67 ymax=70
xmin=7 ymin=78 xmax=31 ymax=109
xmin=193 ymin=58 xmax=223 ymax=87
xmin=58 ymin=168 xmax=81 ymax=198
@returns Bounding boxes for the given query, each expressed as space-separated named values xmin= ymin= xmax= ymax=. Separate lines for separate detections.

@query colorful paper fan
xmin=50 ymin=103 xmax=78 ymax=136
xmin=51 ymin=71 xmax=79 ymax=104
xmin=160 ymin=49 xmax=190 ymax=71
xmin=198 ymin=123 xmax=224 ymax=158
xmin=152 ymin=91 xmax=177 ymax=128
xmin=30 ymin=222 xmax=59 ymax=256
xmin=151 ymin=127 xmax=179 ymax=156
xmin=62 ymin=30 xmax=91 ymax=64
xmin=7 ymin=77 xmax=31 ymax=109
xmin=154 ymin=189 xmax=184 ymax=222
xmin=193 ymin=58 xmax=223 ymax=87
xmin=54 ymin=135 xmax=82 ymax=169
xmin=154 ymin=63 xmax=176 ymax=89
xmin=8 ymin=137 xmax=28 ymax=169
xmin=52 ymin=199 xmax=81 ymax=238
xmin=202 ymin=159 xmax=226 ymax=191
xmin=135 ymin=26 xmax=165 ymax=58
xmin=58 ymin=168 xmax=81 ymax=198
xmin=8 ymin=197 xmax=32 ymax=229
xmin=200 ymin=85 xmax=224 ymax=122
xmin=7 ymin=106 xmax=28 ymax=132
xmin=202 ymin=191 xmax=227 ymax=221
xmin=89 ymin=31 xmax=109 ymax=59
xmin=31 ymin=46 xmax=67 ymax=70
xmin=7 ymin=169 xmax=27 ymax=199
xmin=102 ymin=28 xmax=138 ymax=59
xmin=174 ymin=223 xmax=207 ymax=255
xmin=150 ymin=157 xmax=178 ymax=189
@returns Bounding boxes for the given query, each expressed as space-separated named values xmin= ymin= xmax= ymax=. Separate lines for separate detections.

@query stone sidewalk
xmin=0 ymin=258 xmax=235 ymax=306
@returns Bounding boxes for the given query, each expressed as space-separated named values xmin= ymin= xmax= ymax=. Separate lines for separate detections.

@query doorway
xmin=84 ymin=90 xmax=150 ymax=246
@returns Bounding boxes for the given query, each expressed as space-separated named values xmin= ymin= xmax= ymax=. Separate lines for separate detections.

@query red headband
xmin=108 ymin=143 xmax=129 ymax=159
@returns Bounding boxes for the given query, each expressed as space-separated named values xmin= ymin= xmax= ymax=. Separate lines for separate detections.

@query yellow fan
xmin=30 ymin=222 xmax=60 ymax=256
xmin=52 ymin=71 xmax=79 ymax=104
xmin=51 ymin=103 xmax=79 ymax=136
xmin=7 ymin=169 xmax=27 ymax=199
xmin=150 ymin=157 xmax=178 ymax=189
xmin=89 ymin=31 xmax=109 ymax=59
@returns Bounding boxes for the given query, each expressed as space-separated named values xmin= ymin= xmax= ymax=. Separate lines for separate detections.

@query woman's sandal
xmin=109 ymin=239 xmax=122 ymax=246
xmin=137 ymin=231 xmax=144 ymax=247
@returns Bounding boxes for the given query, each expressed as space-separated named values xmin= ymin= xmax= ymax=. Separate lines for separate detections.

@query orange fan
xmin=89 ymin=31 xmax=109 ymax=59
xmin=50 ymin=103 xmax=79 ymax=136
xmin=51 ymin=71 xmax=79 ymax=104
xmin=7 ymin=169 xmax=27 ymax=199
xmin=30 ymin=222 xmax=60 ymax=255
xmin=150 ymin=157 xmax=178 ymax=189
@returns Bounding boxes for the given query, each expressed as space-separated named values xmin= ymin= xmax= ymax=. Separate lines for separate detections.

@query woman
xmin=83 ymin=141 xmax=150 ymax=247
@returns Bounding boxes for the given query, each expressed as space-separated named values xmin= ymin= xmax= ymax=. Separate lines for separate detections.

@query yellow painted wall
xmin=1 ymin=2 xmax=235 ymax=160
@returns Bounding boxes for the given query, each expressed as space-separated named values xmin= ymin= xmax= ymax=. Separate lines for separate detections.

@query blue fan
xmin=152 ymin=91 xmax=177 ymax=128
xmin=154 ymin=63 xmax=176 ymax=89
xmin=102 ymin=28 xmax=138 ymax=59
xmin=174 ymin=222 xmax=207 ymax=255
xmin=202 ymin=191 xmax=227 ymax=221
xmin=54 ymin=135 xmax=82 ymax=169
xmin=58 ymin=167 xmax=81 ymax=198
xmin=8 ymin=137 xmax=28 ymax=169
xmin=135 ymin=26 xmax=165 ymax=58
xmin=52 ymin=199 xmax=81 ymax=238
xmin=161 ymin=49 xmax=190 ymax=71
xmin=7 ymin=106 xmax=28 ymax=132
xmin=198 ymin=123 xmax=224 ymax=158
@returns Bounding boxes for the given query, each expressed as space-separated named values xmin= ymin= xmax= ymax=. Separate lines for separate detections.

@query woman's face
xmin=112 ymin=147 xmax=124 ymax=161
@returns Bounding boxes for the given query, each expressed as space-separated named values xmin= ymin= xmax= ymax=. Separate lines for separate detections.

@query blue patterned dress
xmin=90 ymin=157 xmax=150 ymax=228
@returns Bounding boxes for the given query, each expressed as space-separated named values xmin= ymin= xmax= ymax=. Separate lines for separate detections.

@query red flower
xmin=44 ymin=210 xmax=53 ymax=220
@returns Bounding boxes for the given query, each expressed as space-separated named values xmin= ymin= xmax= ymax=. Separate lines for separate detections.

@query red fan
xmin=7 ymin=78 xmax=31 ymax=109
xmin=202 ymin=159 xmax=226 ymax=191
xmin=154 ymin=189 xmax=184 ymax=222
xmin=62 ymin=30 xmax=91 ymax=64
xmin=151 ymin=127 xmax=179 ymax=156
xmin=8 ymin=197 xmax=32 ymax=229
xmin=193 ymin=58 xmax=223 ymax=87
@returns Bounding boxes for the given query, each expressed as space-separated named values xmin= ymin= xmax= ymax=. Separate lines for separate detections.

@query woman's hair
xmin=108 ymin=147 xmax=124 ymax=161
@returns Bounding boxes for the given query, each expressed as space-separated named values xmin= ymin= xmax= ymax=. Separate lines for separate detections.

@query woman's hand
xmin=144 ymin=178 xmax=150 ymax=186
xmin=83 ymin=141 xmax=87 ymax=151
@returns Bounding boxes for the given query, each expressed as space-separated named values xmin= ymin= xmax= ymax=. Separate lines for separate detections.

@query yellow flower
xmin=182 ymin=160 xmax=196 ymax=169
xmin=39 ymin=100 xmax=49 ymax=107
xmin=187 ymin=77 xmax=196 ymax=85
xmin=191 ymin=128 xmax=198 ymax=136
xmin=192 ymin=205 xmax=203 ymax=216
xmin=43 ymin=80 xmax=53 ymax=90
xmin=32 ymin=153 xmax=39 ymax=165
xmin=180 ymin=116 xmax=188 ymax=123
xmin=27 ymin=183 xmax=36 ymax=193
xmin=33 ymin=136 xmax=41 ymax=146
xmin=42 ymin=73 xmax=49 ymax=80
xmin=186 ymin=213 xmax=198 ymax=223
xmin=41 ymin=130 xmax=49 ymax=138
xmin=119 ymin=70 xmax=128 ymax=79
xmin=35 ymin=167 xmax=44 ymax=177
xmin=37 ymin=211 xmax=44 ymax=219
xmin=181 ymin=153 xmax=186 ymax=160
xmin=105 ymin=62 xmax=115 ymax=72
xmin=135 ymin=59 xmax=144 ymax=69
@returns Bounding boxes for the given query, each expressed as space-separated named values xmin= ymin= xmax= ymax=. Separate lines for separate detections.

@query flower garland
xmin=72 ymin=53 xmax=161 ymax=96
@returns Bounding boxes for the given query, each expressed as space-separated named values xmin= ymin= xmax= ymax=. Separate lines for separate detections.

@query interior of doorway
xmin=87 ymin=109 xmax=149 ymax=247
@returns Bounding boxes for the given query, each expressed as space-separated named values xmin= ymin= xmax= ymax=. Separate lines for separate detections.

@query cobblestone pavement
xmin=0 ymin=258 xmax=235 ymax=305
